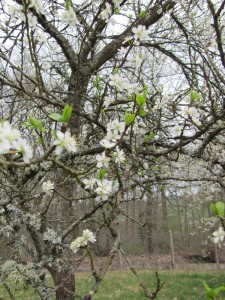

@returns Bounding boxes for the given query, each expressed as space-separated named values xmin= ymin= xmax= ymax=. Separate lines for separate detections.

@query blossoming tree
xmin=0 ymin=0 xmax=225 ymax=299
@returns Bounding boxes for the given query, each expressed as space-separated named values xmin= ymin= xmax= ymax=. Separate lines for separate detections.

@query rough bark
xmin=161 ymin=188 xmax=168 ymax=232
xmin=146 ymin=192 xmax=155 ymax=253
xmin=51 ymin=270 xmax=75 ymax=300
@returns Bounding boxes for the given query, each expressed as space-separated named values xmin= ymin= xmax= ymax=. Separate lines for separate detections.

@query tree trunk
xmin=52 ymin=270 xmax=75 ymax=300
xmin=161 ymin=187 xmax=168 ymax=231
xmin=48 ymin=71 xmax=89 ymax=300
xmin=176 ymin=197 xmax=184 ymax=244
xmin=146 ymin=191 xmax=155 ymax=253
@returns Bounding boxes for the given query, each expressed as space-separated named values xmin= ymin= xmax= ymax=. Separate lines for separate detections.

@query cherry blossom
xmin=53 ymin=131 xmax=77 ymax=155
xmin=96 ymin=152 xmax=110 ymax=168
xmin=12 ymin=138 xmax=33 ymax=163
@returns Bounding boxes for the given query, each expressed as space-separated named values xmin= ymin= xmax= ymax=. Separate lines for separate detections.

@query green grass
xmin=1 ymin=270 xmax=225 ymax=299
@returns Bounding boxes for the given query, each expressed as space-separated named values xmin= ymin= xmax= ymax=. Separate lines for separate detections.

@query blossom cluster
xmin=0 ymin=121 xmax=33 ymax=163
xmin=53 ymin=131 xmax=77 ymax=155
xmin=70 ymin=229 xmax=96 ymax=253
xmin=96 ymin=152 xmax=110 ymax=168
xmin=109 ymin=73 xmax=140 ymax=94
xmin=183 ymin=106 xmax=201 ymax=125
xmin=100 ymin=119 xmax=126 ymax=149
xmin=95 ymin=179 xmax=113 ymax=201
xmin=61 ymin=7 xmax=77 ymax=26
xmin=83 ymin=177 xmax=113 ymax=201
xmin=132 ymin=25 xmax=150 ymax=44
xmin=100 ymin=0 xmax=123 ymax=21
xmin=212 ymin=227 xmax=225 ymax=246
xmin=7 ymin=2 xmax=42 ymax=30
xmin=28 ymin=0 xmax=45 ymax=15
xmin=96 ymin=146 xmax=125 ymax=166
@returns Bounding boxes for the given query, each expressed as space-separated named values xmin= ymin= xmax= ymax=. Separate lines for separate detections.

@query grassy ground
xmin=1 ymin=270 xmax=225 ymax=299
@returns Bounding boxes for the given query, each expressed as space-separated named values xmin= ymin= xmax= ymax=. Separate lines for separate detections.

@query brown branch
xmin=88 ymin=0 xmax=176 ymax=73
xmin=120 ymin=247 xmax=164 ymax=299
xmin=82 ymin=237 xmax=121 ymax=300
xmin=14 ymin=0 xmax=78 ymax=70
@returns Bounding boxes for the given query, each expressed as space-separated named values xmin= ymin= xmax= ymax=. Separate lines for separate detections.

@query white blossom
xmin=82 ymin=229 xmax=96 ymax=244
xmin=0 ymin=121 xmax=21 ymax=154
xmin=100 ymin=138 xmax=116 ymax=149
xmin=135 ymin=54 xmax=143 ymax=69
xmin=104 ymin=96 xmax=114 ymax=108
xmin=113 ymin=0 xmax=123 ymax=6
xmin=8 ymin=4 xmax=22 ymax=16
xmin=118 ymin=47 xmax=129 ymax=56
xmin=95 ymin=179 xmax=113 ymax=201
xmin=157 ymin=7 xmax=163 ymax=15
xmin=183 ymin=106 xmax=201 ymax=124
xmin=29 ymin=0 xmax=45 ymax=15
xmin=61 ymin=7 xmax=77 ymax=25
xmin=12 ymin=138 xmax=33 ymax=163
xmin=173 ymin=125 xmax=183 ymax=136
xmin=36 ymin=32 xmax=47 ymax=44
xmin=70 ymin=229 xmax=96 ymax=253
xmin=100 ymin=3 xmax=112 ymax=20
xmin=0 ymin=139 xmax=11 ymax=155
xmin=83 ymin=178 xmax=96 ymax=190
xmin=0 ymin=121 xmax=21 ymax=142
xmin=109 ymin=73 xmax=128 ymax=92
xmin=212 ymin=227 xmax=225 ymax=245
xmin=153 ymin=94 xmax=169 ymax=110
xmin=25 ymin=13 xmax=38 ymax=29
xmin=100 ymin=119 xmax=125 ymax=148
xmin=53 ymin=131 xmax=77 ymax=155
xmin=132 ymin=25 xmax=149 ymax=43
xmin=106 ymin=119 xmax=125 ymax=133
xmin=42 ymin=181 xmax=54 ymax=195
xmin=96 ymin=152 xmax=110 ymax=168
xmin=113 ymin=146 xmax=125 ymax=164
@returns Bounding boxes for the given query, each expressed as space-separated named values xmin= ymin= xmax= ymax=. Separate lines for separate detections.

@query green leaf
xmin=113 ymin=68 xmax=119 ymax=74
xmin=203 ymin=281 xmax=217 ymax=299
xmin=52 ymin=129 xmax=58 ymax=139
xmin=29 ymin=115 xmax=45 ymax=132
xmin=136 ymin=93 xmax=146 ymax=107
xmin=93 ymin=76 xmax=100 ymax=87
xmin=37 ymin=122 xmax=45 ymax=133
xmin=190 ymin=90 xmax=200 ymax=101
xmin=65 ymin=0 xmax=71 ymax=10
xmin=203 ymin=281 xmax=225 ymax=300
xmin=21 ymin=122 xmax=30 ymax=127
xmin=125 ymin=113 xmax=135 ymax=125
xmin=144 ymin=135 xmax=150 ymax=143
xmin=149 ymin=130 xmax=155 ymax=140
xmin=139 ymin=10 xmax=146 ymax=19
xmin=138 ymin=109 xmax=147 ymax=116
xmin=49 ymin=112 xmax=63 ymax=122
xmin=62 ymin=104 xmax=73 ymax=123
xmin=38 ymin=136 xmax=43 ymax=145
xmin=211 ymin=201 xmax=225 ymax=217
xmin=98 ymin=169 xmax=106 ymax=180
xmin=29 ymin=115 xmax=40 ymax=128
